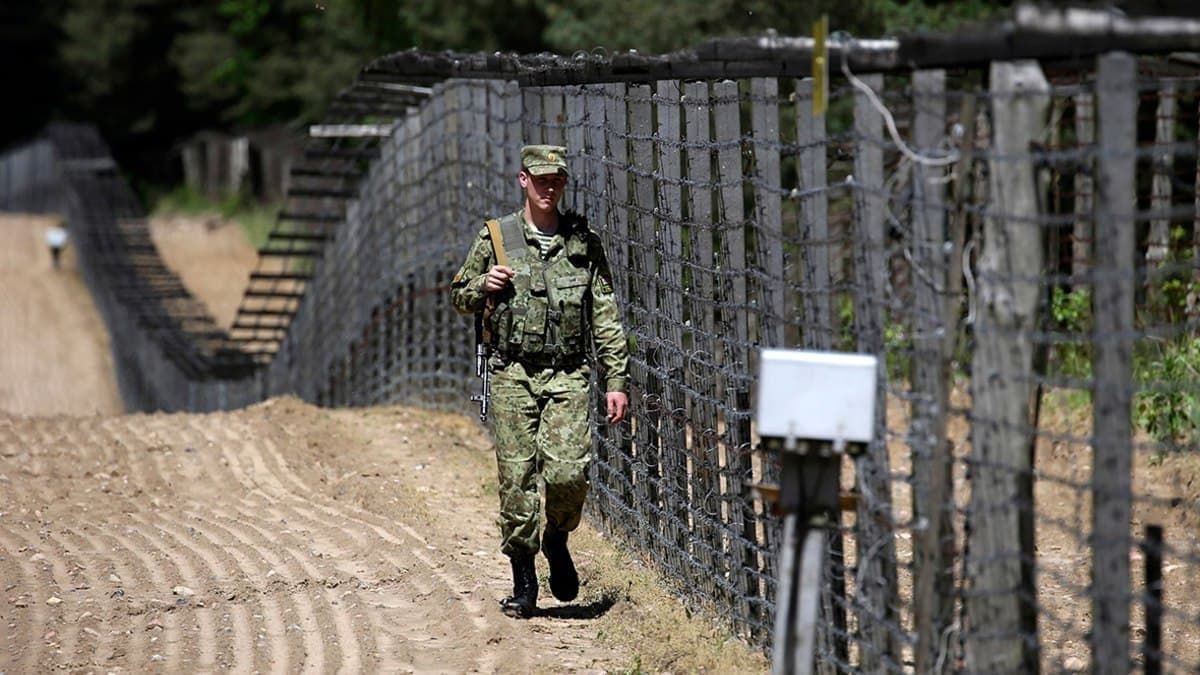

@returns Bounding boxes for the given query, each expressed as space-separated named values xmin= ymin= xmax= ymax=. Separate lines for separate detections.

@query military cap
xmin=521 ymin=145 xmax=569 ymax=176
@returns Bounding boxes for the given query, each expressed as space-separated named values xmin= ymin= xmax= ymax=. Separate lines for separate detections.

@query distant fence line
xmin=5 ymin=8 xmax=1200 ymax=671
xmin=0 ymin=124 xmax=262 ymax=411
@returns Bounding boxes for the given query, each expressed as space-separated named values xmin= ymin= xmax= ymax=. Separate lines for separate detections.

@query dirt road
xmin=0 ymin=399 xmax=669 ymax=672
xmin=0 ymin=213 xmax=765 ymax=673
xmin=0 ymin=215 xmax=122 ymax=417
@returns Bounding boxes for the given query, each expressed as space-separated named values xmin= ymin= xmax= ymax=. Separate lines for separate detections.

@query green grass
xmin=150 ymin=185 xmax=279 ymax=248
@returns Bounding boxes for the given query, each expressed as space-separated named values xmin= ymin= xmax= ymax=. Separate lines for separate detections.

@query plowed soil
xmin=0 ymin=214 xmax=767 ymax=673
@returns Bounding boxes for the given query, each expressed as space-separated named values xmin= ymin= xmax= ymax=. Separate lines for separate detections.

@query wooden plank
xmin=750 ymin=78 xmax=786 ymax=349
xmin=470 ymin=81 xmax=489 ymax=222
xmin=543 ymin=86 xmax=565 ymax=146
xmin=628 ymin=82 xmax=662 ymax=558
xmin=851 ymin=71 xmax=900 ymax=671
xmin=908 ymin=68 xmax=956 ymax=675
xmin=713 ymin=78 xmax=759 ymax=632
xmin=749 ymin=74 xmax=783 ymax=612
xmin=487 ymin=81 xmax=508 ymax=209
xmin=1194 ymin=95 xmax=1200 ymax=321
xmin=565 ymin=85 xmax=586 ymax=212
xmin=503 ymin=81 xmax=523 ymax=209
xmin=794 ymin=76 xmax=847 ymax=670
xmin=584 ymin=84 xmax=608 ymax=231
xmin=1147 ymin=81 xmax=1177 ymax=270
xmin=795 ymin=78 xmax=832 ymax=350
xmin=1092 ymin=51 xmax=1136 ymax=675
xmin=964 ymin=60 xmax=1050 ymax=673
xmin=656 ymin=79 xmax=689 ymax=558
xmin=603 ymin=81 xmax=634 ymax=513
xmin=522 ymin=88 xmax=543 ymax=145
xmin=1073 ymin=91 xmax=1095 ymax=286
xmin=683 ymin=79 xmax=723 ymax=601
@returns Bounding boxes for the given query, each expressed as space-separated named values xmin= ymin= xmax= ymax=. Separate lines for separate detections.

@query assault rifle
xmin=470 ymin=313 xmax=491 ymax=422
xmin=469 ymin=218 xmax=507 ymax=423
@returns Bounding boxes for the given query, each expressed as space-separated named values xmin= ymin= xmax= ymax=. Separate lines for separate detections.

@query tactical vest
xmin=487 ymin=213 xmax=591 ymax=363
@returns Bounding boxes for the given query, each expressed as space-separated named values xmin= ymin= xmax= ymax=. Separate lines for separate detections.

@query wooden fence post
xmin=964 ymin=60 xmax=1050 ymax=673
xmin=683 ymin=79 xmax=724 ymax=605
xmin=751 ymin=77 xmax=786 ymax=350
xmin=1073 ymin=90 xmax=1095 ymax=286
xmin=1147 ymin=82 xmax=1177 ymax=271
xmin=656 ymin=79 xmax=690 ymax=560
xmin=714 ymin=78 xmax=760 ymax=635
xmin=851 ymin=71 xmax=900 ymax=672
xmin=909 ymin=68 xmax=956 ymax=674
xmin=602 ymin=82 xmax=635 ymax=513
xmin=1092 ymin=50 xmax=1136 ymax=675
xmin=795 ymin=76 xmax=847 ymax=670
xmin=628 ymin=83 xmax=663 ymax=560
xmin=795 ymin=78 xmax=833 ymax=351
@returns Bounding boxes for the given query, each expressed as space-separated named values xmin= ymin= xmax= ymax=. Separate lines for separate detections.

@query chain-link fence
xmin=5 ymin=8 xmax=1200 ymax=670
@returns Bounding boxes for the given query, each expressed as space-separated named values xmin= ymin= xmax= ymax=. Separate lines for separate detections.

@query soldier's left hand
xmin=606 ymin=391 xmax=628 ymax=424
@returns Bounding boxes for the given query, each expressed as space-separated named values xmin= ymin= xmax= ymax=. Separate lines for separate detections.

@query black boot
xmin=542 ymin=528 xmax=579 ymax=602
xmin=501 ymin=553 xmax=538 ymax=619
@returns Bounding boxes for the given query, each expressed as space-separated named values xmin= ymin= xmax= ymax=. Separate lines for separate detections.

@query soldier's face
xmin=520 ymin=170 xmax=567 ymax=214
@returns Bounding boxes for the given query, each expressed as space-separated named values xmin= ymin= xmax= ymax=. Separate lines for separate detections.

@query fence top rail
xmin=361 ymin=5 xmax=1200 ymax=86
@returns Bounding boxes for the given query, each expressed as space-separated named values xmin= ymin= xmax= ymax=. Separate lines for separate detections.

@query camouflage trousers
xmin=490 ymin=358 xmax=592 ymax=557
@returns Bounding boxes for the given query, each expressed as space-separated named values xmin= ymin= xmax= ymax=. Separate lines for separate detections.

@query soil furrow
xmin=34 ymin=525 xmax=95 ymax=665
xmin=105 ymin=524 xmax=188 ymax=667
xmin=0 ymin=524 xmax=48 ymax=672
xmin=126 ymin=511 xmax=225 ymax=671
xmin=57 ymin=525 xmax=135 ymax=668
xmin=201 ymin=503 xmax=328 ymax=672
xmin=149 ymin=510 xmax=260 ymax=671
xmin=3 ymin=524 xmax=63 ymax=671
xmin=73 ymin=526 xmax=153 ymax=666
xmin=182 ymin=508 xmax=299 ymax=674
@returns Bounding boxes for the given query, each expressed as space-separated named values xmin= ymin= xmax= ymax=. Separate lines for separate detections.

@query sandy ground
xmin=148 ymin=215 xmax=258 ymax=331
xmin=0 ymin=398 xmax=765 ymax=672
xmin=0 ymin=211 xmax=766 ymax=673
xmin=0 ymin=215 xmax=123 ymax=417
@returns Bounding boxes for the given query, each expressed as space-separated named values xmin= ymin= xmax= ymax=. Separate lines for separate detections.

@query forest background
xmin=1 ymin=0 xmax=1019 ymax=194
xmin=5 ymin=1 xmax=1194 ymax=199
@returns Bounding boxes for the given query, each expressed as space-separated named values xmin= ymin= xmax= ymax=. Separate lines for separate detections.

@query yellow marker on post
xmin=812 ymin=15 xmax=828 ymax=119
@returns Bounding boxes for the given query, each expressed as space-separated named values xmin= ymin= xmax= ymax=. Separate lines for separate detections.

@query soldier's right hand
xmin=484 ymin=265 xmax=515 ymax=293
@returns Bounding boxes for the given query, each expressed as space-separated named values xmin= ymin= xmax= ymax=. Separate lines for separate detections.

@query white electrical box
xmin=755 ymin=349 xmax=879 ymax=446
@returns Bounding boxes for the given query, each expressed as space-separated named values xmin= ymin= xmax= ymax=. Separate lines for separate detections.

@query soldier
xmin=450 ymin=144 xmax=629 ymax=619
xmin=45 ymin=222 xmax=68 ymax=270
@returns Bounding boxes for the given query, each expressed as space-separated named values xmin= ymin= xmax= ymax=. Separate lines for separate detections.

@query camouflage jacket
xmin=450 ymin=210 xmax=629 ymax=393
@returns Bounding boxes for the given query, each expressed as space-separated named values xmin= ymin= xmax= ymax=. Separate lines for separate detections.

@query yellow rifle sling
xmin=485 ymin=218 xmax=508 ymax=267
xmin=480 ymin=218 xmax=507 ymax=348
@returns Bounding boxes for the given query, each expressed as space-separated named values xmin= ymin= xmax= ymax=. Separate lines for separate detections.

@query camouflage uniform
xmin=450 ymin=208 xmax=628 ymax=557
